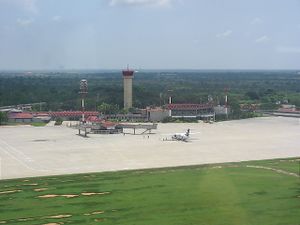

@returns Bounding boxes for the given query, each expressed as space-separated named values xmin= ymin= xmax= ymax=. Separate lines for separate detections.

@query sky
xmin=0 ymin=0 xmax=300 ymax=70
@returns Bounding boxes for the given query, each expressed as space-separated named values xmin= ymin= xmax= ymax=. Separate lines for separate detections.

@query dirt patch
xmin=211 ymin=166 xmax=223 ymax=169
xmin=38 ymin=192 xmax=109 ymax=199
xmin=38 ymin=194 xmax=58 ymax=198
xmin=0 ymin=221 xmax=6 ymax=224
xmin=60 ymin=180 xmax=75 ymax=183
xmin=18 ymin=218 xmax=33 ymax=222
xmin=23 ymin=183 xmax=39 ymax=186
xmin=46 ymin=214 xmax=72 ymax=219
xmin=94 ymin=218 xmax=104 ymax=222
xmin=0 ymin=190 xmax=21 ymax=195
xmin=34 ymin=188 xmax=48 ymax=192
xmin=43 ymin=223 xmax=64 ymax=225
xmin=61 ymin=194 xmax=79 ymax=198
xmin=81 ymin=192 xmax=110 ymax=196
xmin=38 ymin=194 xmax=79 ymax=199
xmin=84 ymin=211 xmax=104 ymax=216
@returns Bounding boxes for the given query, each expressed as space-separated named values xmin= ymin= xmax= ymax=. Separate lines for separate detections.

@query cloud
xmin=52 ymin=16 xmax=62 ymax=22
xmin=255 ymin=35 xmax=270 ymax=43
xmin=276 ymin=46 xmax=300 ymax=54
xmin=17 ymin=18 xmax=34 ymax=26
xmin=216 ymin=30 xmax=233 ymax=38
xmin=250 ymin=17 xmax=263 ymax=25
xmin=193 ymin=39 xmax=200 ymax=44
xmin=0 ymin=0 xmax=39 ymax=13
xmin=109 ymin=0 xmax=172 ymax=7
xmin=23 ymin=0 xmax=38 ymax=13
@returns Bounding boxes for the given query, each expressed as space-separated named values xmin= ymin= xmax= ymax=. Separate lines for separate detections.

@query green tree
xmin=128 ymin=107 xmax=136 ymax=113
xmin=0 ymin=112 xmax=8 ymax=125
xmin=245 ymin=91 xmax=260 ymax=100
xmin=54 ymin=117 xmax=63 ymax=126
xmin=119 ymin=108 xmax=128 ymax=114
xmin=98 ymin=102 xmax=119 ymax=115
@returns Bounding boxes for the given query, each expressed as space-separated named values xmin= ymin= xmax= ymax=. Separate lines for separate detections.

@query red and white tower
xmin=79 ymin=79 xmax=88 ymax=122
xmin=224 ymin=87 xmax=229 ymax=116
xmin=122 ymin=67 xmax=135 ymax=109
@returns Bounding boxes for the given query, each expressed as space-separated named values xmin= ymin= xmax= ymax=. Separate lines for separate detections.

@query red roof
xmin=166 ymin=104 xmax=213 ymax=110
xmin=8 ymin=112 xmax=33 ymax=119
xmin=101 ymin=121 xmax=117 ymax=128
xmin=86 ymin=116 xmax=101 ymax=123
xmin=33 ymin=113 xmax=50 ymax=117
xmin=48 ymin=111 xmax=99 ymax=117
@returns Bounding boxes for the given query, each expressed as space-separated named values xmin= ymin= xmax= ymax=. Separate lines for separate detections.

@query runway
xmin=0 ymin=117 xmax=299 ymax=179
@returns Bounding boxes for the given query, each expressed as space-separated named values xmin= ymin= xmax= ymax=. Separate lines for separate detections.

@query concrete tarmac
xmin=0 ymin=117 xmax=299 ymax=180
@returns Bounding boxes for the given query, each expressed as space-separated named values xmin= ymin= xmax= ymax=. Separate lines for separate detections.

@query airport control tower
xmin=122 ymin=67 xmax=135 ymax=109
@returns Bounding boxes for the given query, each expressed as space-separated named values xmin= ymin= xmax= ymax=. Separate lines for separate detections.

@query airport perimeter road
xmin=0 ymin=117 xmax=299 ymax=179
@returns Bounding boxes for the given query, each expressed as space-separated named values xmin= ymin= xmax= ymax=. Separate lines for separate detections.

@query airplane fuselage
xmin=170 ymin=129 xmax=190 ymax=142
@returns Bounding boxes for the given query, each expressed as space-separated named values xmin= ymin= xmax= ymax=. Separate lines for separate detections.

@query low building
xmin=239 ymin=104 xmax=259 ymax=112
xmin=48 ymin=111 xmax=99 ymax=120
xmin=104 ymin=113 xmax=147 ymax=122
xmin=32 ymin=113 xmax=51 ymax=123
xmin=214 ymin=105 xmax=230 ymax=115
xmin=8 ymin=112 xmax=33 ymax=123
xmin=165 ymin=103 xmax=215 ymax=120
xmin=280 ymin=104 xmax=296 ymax=111
xmin=146 ymin=107 xmax=169 ymax=122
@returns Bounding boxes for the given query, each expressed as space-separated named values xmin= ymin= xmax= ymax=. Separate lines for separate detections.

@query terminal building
xmin=166 ymin=103 xmax=215 ymax=120
xmin=145 ymin=103 xmax=216 ymax=122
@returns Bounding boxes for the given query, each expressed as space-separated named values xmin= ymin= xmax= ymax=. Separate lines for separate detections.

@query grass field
xmin=3 ymin=122 xmax=47 ymax=127
xmin=0 ymin=158 xmax=299 ymax=225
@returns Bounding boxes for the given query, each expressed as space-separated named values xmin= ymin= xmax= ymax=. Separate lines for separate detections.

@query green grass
xmin=0 ymin=158 xmax=299 ymax=225
xmin=1 ymin=122 xmax=47 ymax=127
xmin=30 ymin=122 xmax=47 ymax=127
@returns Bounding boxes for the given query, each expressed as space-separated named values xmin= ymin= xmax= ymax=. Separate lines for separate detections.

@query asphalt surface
xmin=0 ymin=117 xmax=299 ymax=179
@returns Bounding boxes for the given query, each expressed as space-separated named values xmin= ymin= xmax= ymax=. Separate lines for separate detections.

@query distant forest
xmin=1 ymin=70 xmax=300 ymax=111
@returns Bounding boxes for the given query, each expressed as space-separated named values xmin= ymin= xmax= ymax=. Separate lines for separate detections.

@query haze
xmin=0 ymin=0 xmax=300 ymax=70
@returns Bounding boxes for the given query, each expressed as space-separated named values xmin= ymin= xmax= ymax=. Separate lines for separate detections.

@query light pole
xmin=167 ymin=90 xmax=173 ymax=117
xmin=79 ymin=79 xmax=88 ymax=123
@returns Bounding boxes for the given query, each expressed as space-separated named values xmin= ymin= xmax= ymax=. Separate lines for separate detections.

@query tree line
xmin=1 ymin=70 xmax=300 ymax=112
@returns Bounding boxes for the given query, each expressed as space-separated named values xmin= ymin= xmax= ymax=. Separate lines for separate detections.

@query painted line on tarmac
xmin=0 ymin=138 xmax=51 ymax=173
xmin=0 ymin=138 xmax=33 ymax=162
xmin=0 ymin=144 xmax=35 ymax=171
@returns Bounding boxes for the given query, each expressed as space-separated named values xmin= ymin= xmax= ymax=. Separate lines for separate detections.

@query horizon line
xmin=0 ymin=68 xmax=300 ymax=72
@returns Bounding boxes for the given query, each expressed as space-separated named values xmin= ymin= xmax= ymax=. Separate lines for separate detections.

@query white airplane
xmin=171 ymin=129 xmax=190 ymax=142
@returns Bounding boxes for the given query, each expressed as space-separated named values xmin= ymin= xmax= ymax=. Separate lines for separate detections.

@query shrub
xmin=54 ymin=117 xmax=63 ymax=126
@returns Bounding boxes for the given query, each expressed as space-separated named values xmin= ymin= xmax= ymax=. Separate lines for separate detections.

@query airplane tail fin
xmin=186 ymin=129 xmax=190 ymax=137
